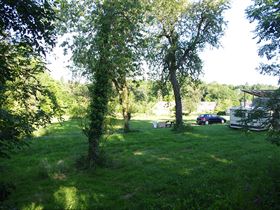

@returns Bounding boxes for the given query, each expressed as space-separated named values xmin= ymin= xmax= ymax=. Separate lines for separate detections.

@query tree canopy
xmin=0 ymin=0 xmax=59 ymax=158
xmin=0 ymin=0 xmax=57 ymax=54
xmin=246 ymin=0 xmax=280 ymax=79
xmin=246 ymin=0 xmax=280 ymax=145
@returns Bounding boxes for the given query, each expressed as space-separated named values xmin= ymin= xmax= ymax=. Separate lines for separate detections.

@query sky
xmin=47 ymin=0 xmax=279 ymax=86
xmin=200 ymin=0 xmax=278 ymax=86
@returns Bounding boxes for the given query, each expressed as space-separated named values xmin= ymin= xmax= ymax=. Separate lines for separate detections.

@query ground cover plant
xmin=1 ymin=118 xmax=280 ymax=209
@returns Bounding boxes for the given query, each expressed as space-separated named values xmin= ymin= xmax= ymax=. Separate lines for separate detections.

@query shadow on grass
xmin=1 ymin=118 xmax=280 ymax=209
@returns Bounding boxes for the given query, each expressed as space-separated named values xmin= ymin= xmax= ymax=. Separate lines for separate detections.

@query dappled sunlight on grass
xmin=133 ymin=151 xmax=144 ymax=156
xmin=33 ymin=120 xmax=83 ymax=138
xmin=179 ymin=168 xmax=193 ymax=176
xmin=157 ymin=156 xmax=172 ymax=161
xmin=2 ymin=118 xmax=280 ymax=209
xmin=54 ymin=186 xmax=79 ymax=209
xmin=22 ymin=202 xmax=44 ymax=210
xmin=107 ymin=133 xmax=125 ymax=142
xmin=210 ymin=155 xmax=233 ymax=164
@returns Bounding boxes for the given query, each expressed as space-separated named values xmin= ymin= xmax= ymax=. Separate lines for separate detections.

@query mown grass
xmin=1 ymin=117 xmax=280 ymax=209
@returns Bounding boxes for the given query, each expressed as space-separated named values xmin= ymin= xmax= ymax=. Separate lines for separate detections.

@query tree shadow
xmin=1 ymin=118 xmax=280 ymax=209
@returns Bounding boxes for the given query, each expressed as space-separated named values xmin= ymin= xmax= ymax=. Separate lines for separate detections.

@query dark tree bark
xmin=165 ymin=31 xmax=184 ymax=128
xmin=113 ymin=79 xmax=131 ymax=132
xmin=121 ymin=83 xmax=130 ymax=132
xmin=170 ymin=69 xmax=183 ymax=128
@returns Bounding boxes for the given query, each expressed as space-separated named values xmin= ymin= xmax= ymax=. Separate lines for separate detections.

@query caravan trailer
xmin=229 ymin=90 xmax=273 ymax=131
xmin=229 ymin=107 xmax=270 ymax=131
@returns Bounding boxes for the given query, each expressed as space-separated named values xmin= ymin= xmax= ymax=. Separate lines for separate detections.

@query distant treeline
xmin=42 ymin=73 xmax=276 ymax=117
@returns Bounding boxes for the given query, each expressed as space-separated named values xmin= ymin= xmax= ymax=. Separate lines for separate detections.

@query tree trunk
xmin=87 ymin=135 xmax=100 ymax=167
xmin=121 ymin=83 xmax=130 ymax=132
xmin=85 ymin=9 xmax=120 ymax=168
xmin=87 ymin=67 xmax=111 ymax=167
xmin=113 ymin=79 xmax=131 ymax=132
xmin=169 ymin=69 xmax=183 ymax=128
xmin=168 ymin=38 xmax=183 ymax=128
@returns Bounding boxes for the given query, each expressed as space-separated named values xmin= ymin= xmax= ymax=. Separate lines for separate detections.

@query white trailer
xmin=229 ymin=107 xmax=270 ymax=131
xmin=229 ymin=90 xmax=273 ymax=131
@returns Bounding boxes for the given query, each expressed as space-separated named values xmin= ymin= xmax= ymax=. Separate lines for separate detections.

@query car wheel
xmin=221 ymin=119 xmax=225 ymax=124
xmin=205 ymin=121 xmax=209 ymax=125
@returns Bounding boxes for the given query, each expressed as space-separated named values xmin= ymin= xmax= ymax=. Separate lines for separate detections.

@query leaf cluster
xmin=147 ymin=0 xmax=229 ymax=82
xmin=246 ymin=0 xmax=280 ymax=79
xmin=0 ymin=43 xmax=61 ymax=158
xmin=0 ymin=0 xmax=57 ymax=54
xmin=0 ymin=0 xmax=59 ymax=158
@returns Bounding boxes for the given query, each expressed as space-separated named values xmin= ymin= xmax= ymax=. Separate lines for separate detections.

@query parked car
xmin=196 ymin=114 xmax=226 ymax=125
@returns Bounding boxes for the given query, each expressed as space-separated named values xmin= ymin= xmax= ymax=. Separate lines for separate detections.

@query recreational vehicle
xmin=229 ymin=90 xmax=273 ymax=131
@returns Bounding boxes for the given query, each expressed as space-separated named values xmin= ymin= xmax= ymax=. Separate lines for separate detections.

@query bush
xmin=217 ymin=111 xmax=226 ymax=116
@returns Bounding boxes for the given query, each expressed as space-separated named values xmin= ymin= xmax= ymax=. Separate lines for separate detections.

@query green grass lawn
xmin=1 ymin=118 xmax=280 ymax=209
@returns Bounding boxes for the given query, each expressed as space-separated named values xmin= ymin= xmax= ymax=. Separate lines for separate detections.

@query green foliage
xmin=60 ymin=82 xmax=89 ymax=119
xmin=181 ymin=80 xmax=202 ymax=115
xmin=127 ymin=80 xmax=158 ymax=114
xmin=247 ymin=0 xmax=280 ymax=78
xmin=202 ymin=82 xmax=240 ymax=112
xmin=0 ymin=44 xmax=61 ymax=158
xmin=217 ymin=111 xmax=226 ymax=116
xmin=266 ymin=89 xmax=280 ymax=145
xmin=246 ymin=0 xmax=280 ymax=145
xmin=0 ymin=0 xmax=57 ymax=54
xmin=0 ymin=0 xmax=59 ymax=158
xmin=126 ymin=80 xmax=278 ymax=117
xmin=59 ymin=0 xmax=145 ymax=166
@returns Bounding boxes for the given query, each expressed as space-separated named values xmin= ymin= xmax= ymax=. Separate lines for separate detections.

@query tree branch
xmin=176 ymin=15 xmax=206 ymax=69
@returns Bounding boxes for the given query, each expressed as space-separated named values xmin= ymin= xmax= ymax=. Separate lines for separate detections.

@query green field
xmin=1 ymin=118 xmax=280 ymax=209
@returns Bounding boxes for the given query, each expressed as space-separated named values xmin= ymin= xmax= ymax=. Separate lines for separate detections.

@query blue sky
xmin=47 ymin=0 xmax=279 ymax=86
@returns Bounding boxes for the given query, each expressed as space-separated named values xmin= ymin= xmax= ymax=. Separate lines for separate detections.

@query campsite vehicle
xmin=196 ymin=114 xmax=226 ymax=125
xmin=229 ymin=90 xmax=272 ymax=131
xmin=229 ymin=107 xmax=270 ymax=131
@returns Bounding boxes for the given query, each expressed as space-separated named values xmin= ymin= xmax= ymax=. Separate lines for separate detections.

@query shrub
xmin=217 ymin=111 xmax=226 ymax=116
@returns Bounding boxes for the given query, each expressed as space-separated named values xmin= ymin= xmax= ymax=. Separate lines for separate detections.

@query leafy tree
xmin=247 ymin=0 xmax=280 ymax=78
xmin=0 ymin=0 xmax=57 ymax=54
xmin=181 ymin=79 xmax=202 ymax=115
xmin=202 ymin=82 xmax=240 ymax=112
xmin=65 ymin=82 xmax=90 ymax=119
xmin=59 ymin=0 xmax=144 ymax=167
xmin=148 ymin=0 xmax=229 ymax=128
xmin=130 ymin=80 xmax=158 ymax=114
xmin=0 ymin=44 xmax=61 ymax=158
xmin=0 ymin=0 xmax=59 ymax=158
xmin=247 ymin=0 xmax=280 ymax=145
